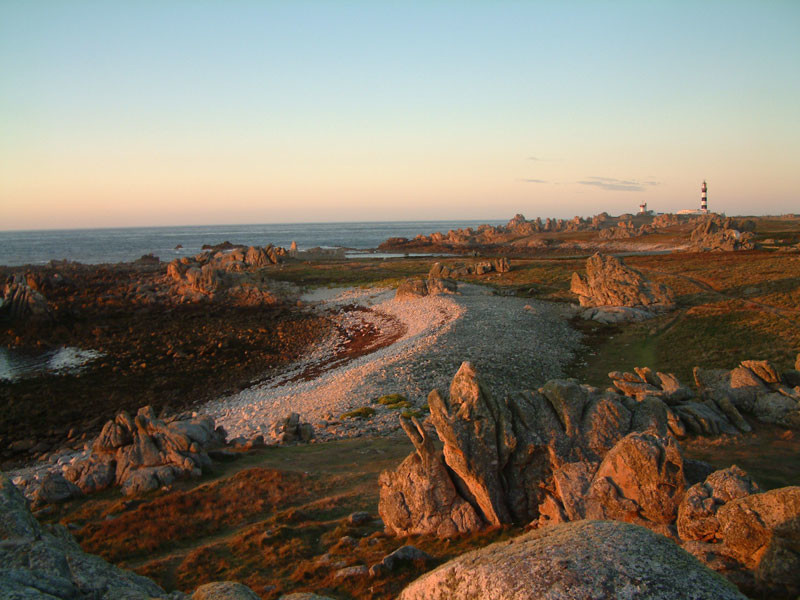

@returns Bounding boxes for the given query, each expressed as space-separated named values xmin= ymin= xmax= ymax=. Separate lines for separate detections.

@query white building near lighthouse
xmin=677 ymin=181 xmax=711 ymax=215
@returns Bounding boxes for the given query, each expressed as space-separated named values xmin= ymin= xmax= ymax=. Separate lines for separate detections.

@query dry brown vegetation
xmin=44 ymin=437 xmax=519 ymax=599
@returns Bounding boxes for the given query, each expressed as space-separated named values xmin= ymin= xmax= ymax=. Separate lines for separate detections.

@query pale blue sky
xmin=1 ymin=1 xmax=798 ymax=229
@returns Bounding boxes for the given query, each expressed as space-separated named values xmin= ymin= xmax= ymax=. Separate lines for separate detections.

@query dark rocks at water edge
xmin=166 ymin=242 xmax=287 ymax=304
xmin=398 ymin=520 xmax=747 ymax=600
xmin=379 ymin=361 xmax=800 ymax=598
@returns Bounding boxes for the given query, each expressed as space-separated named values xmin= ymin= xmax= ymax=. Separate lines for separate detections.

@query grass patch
xmin=375 ymin=394 xmax=412 ymax=409
xmin=400 ymin=409 xmax=425 ymax=419
xmin=340 ymin=406 xmax=375 ymax=420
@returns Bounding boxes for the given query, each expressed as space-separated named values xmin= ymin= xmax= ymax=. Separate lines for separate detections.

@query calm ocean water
xmin=0 ymin=220 xmax=506 ymax=266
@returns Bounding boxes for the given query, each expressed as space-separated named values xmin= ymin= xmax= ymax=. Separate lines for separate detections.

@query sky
xmin=1 ymin=1 xmax=799 ymax=230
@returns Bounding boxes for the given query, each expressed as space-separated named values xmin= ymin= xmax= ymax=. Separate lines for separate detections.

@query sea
xmin=0 ymin=220 xmax=506 ymax=267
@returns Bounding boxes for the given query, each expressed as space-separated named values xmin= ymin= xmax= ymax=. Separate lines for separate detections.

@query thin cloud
xmin=578 ymin=176 xmax=660 ymax=192
xmin=521 ymin=178 xmax=548 ymax=183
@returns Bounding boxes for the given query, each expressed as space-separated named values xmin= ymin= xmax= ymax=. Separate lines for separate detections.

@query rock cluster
xmin=690 ymin=217 xmax=757 ymax=252
xmin=57 ymin=406 xmax=223 ymax=497
xmin=268 ymin=412 xmax=315 ymax=444
xmin=569 ymin=253 xmax=675 ymax=322
xmin=0 ymin=275 xmax=50 ymax=322
xmin=598 ymin=219 xmax=653 ymax=240
xmin=166 ymin=243 xmax=286 ymax=304
xmin=608 ymin=367 xmax=744 ymax=436
xmin=0 ymin=472 xmax=260 ymax=599
xmin=395 ymin=260 xmax=511 ymax=300
xmin=694 ymin=359 xmax=800 ymax=429
xmin=398 ymin=520 xmax=747 ymax=600
xmin=379 ymin=362 xmax=800 ymax=597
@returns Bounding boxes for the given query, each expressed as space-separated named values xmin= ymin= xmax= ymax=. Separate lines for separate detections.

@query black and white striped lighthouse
xmin=701 ymin=180 xmax=708 ymax=213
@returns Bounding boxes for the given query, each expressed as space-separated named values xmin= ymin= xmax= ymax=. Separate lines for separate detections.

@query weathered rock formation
xmin=0 ymin=472 xmax=259 ymax=599
xmin=55 ymin=406 xmax=223 ymax=497
xmin=380 ymin=361 xmax=679 ymax=537
xmin=608 ymin=367 xmax=746 ymax=436
xmin=398 ymin=520 xmax=746 ymax=600
xmin=0 ymin=275 xmax=50 ymax=322
xmin=690 ymin=217 xmax=757 ymax=252
xmin=380 ymin=362 xmax=800 ymax=597
xmin=570 ymin=253 xmax=674 ymax=322
xmin=693 ymin=359 xmax=800 ymax=429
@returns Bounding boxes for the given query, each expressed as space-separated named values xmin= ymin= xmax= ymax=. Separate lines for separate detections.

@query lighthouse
xmin=701 ymin=180 xmax=708 ymax=213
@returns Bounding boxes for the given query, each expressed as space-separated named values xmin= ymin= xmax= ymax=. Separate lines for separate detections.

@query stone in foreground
xmin=398 ymin=520 xmax=746 ymax=600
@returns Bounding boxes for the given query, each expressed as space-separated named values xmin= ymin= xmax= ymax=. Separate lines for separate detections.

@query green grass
xmin=375 ymin=394 xmax=411 ymax=409
xmin=340 ymin=406 xmax=375 ymax=420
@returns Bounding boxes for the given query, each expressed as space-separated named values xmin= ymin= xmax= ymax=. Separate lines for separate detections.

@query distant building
xmin=677 ymin=180 xmax=710 ymax=215
xmin=701 ymin=180 xmax=708 ymax=213
xmin=639 ymin=202 xmax=647 ymax=215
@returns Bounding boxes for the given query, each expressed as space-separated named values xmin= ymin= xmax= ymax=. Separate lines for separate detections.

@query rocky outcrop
xmin=679 ymin=476 xmax=800 ymax=597
xmin=610 ymin=358 xmax=800 ymax=432
xmin=0 ymin=471 xmax=173 ymax=598
xmin=378 ymin=416 xmax=484 ymax=537
xmin=44 ymin=406 xmax=225 ymax=498
xmin=380 ymin=362 xmax=677 ymax=536
xmin=694 ymin=359 xmax=800 ymax=428
xmin=609 ymin=368 xmax=746 ymax=436
xmin=677 ymin=466 xmax=760 ymax=542
xmin=395 ymin=259 xmax=510 ymax=300
xmin=394 ymin=278 xmax=431 ymax=300
xmin=690 ymin=217 xmax=757 ymax=252
xmin=380 ymin=362 xmax=800 ymax=597
xmin=398 ymin=520 xmax=746 ymax=600
xmin=0 ymin=275 xmax=50 ymax=322
xmin=570 ymin=253 xmax=674 ymax=317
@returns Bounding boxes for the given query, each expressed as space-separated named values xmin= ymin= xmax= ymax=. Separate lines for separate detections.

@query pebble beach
xmin=203 ymin=284 xmax=582 ymax=441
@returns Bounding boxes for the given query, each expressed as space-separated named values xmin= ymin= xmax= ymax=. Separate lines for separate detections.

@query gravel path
xmin=202 ymin=284 xmax=582 ymax=441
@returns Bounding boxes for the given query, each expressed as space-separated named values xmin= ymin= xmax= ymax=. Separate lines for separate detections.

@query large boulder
xmin=395 ymin=279 xmax=429 ymax=300
xmin=677 ymin=466 xmax=760 ymax=542
xmin=0 ymin=472 xmax=174 ymax=599
xmin=570 ymin=252 xmax=674 ymax=310
xmin=0 ymin=473 xmax=261 ymax=599
xmin=584 ymin=432 xmax=686 ymax=537
xmin=681 ymin=486 xmax=800 ymax=598
xmin=398 ymin=520 xmax=746 ymax=600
